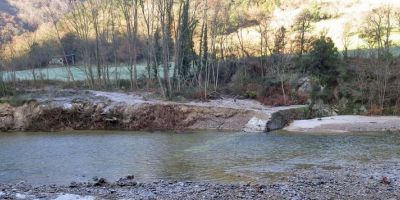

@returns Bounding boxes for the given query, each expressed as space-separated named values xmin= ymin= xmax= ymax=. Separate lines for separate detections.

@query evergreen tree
xmin=177 ymin=0 xmax=195 ymax=82
xmin=309 ymin=35 xmax=340 ymax=102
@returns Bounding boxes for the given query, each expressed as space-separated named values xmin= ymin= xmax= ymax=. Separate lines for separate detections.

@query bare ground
xmin=0 ymin=89 xmax=308 ymax=132
xmin=285 ymin=115 xmax=400 ymax=133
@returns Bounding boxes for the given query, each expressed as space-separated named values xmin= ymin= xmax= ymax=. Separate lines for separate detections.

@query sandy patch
xmin=285 ymin=115 xmax=400 ymax=133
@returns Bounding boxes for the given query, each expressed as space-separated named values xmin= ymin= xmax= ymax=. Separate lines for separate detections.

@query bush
xmin=367 ymin=105 xmax=383 ymax=116
xmin=245 ymin=91 xmax=257 ymax=99
xmin=0 ymin=83 xmax=14 ymax=98
xmin=116 ymin=79 xmax=132 ymax=91
xmin=0 ymin=96 xmax=36 ymax=107
xmin=257 ymin=84 xmax=308 ymax=106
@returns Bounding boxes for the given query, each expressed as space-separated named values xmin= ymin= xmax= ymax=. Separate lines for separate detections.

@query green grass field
xmin=2 ymin=63 xmax=174 ymax=82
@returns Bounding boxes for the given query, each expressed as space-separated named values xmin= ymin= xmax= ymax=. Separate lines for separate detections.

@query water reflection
xmin=0 ymin=131 xmax=399 ymax=185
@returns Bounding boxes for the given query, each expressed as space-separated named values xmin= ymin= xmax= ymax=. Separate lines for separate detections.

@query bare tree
xmin=292 ymin=9 xmax=314 ymax=74
xmin=360 ymin=6 xmax=394 ymax=58
xmin=119 ymin=0 xmax=140 ymax=89
xmin=360 ymin=6 xmax=395 ymax=113
xmin=272 ymin=26 xmax=289 ymax=104
xmin=65 ymin=1 xmax=95 ymax=88
xmin=341 ymin=22 xmax=353 ymax=59
xmin=157 ymin=0 xmax=174 ymax=98
xmin=44 ymin=2 xmax=75 ymax=83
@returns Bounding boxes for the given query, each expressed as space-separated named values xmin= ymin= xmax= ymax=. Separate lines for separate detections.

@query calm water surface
xmin=0 ymin=131 xmax=399 ymax=185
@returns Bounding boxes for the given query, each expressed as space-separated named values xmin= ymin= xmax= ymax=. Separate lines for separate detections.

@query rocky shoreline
xmin=1 ymin=161 xmax=399 ymax=200
xmin=0 ymin=89 xmax=308 ymax=133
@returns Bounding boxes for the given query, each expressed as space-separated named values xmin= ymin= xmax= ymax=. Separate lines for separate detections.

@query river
xmin=0 ymin=131 xmax=399 ymax=186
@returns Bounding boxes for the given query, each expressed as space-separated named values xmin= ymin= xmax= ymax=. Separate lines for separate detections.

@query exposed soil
xmin=0 ymin=89 xmax=308 ymax=132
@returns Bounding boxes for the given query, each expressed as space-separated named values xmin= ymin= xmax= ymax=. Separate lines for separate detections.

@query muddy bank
xmin=0 ymin=90 xmax=308 ymax=132
xmin=285 ymin=115 xmax=400 ymax=133
xmin=1 ymin=161 xmax=399 ymax=199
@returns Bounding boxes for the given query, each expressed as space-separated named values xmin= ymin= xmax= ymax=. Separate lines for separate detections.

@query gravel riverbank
xmin=1 ymin=161 xmax=399 ymax=200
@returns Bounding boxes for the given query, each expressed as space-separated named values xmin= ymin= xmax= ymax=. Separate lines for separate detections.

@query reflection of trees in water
xmin=155 ymin=133 xmax=231 ymax=181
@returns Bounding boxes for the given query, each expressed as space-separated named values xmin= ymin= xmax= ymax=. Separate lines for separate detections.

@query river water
xmin=0 ymin=131 xmax=399 ymax=185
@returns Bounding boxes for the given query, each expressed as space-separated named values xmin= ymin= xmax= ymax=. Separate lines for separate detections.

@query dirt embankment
xmin=0 ymin=90 xmax=309 ymax=132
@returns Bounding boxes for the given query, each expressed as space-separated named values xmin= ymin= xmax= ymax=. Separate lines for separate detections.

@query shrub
xmin=115 ymin=79 xmax=132 ymax=91
xmin=0 ymin=84 xmax=14 ymax=98
xmin=245 ymin=91 xmax=257 ymax=99
xmin=366 ymin=105 xmax=382 ymax=116
xmin=0 ymin=96 xmax=36 ymax=107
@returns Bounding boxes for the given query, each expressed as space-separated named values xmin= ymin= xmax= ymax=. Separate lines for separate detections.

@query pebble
xmin=0 ymin=162 xmax=399 ymax=199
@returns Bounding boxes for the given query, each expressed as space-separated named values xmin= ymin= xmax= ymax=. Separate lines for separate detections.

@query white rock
xmin=55 ymin=194 xmax=95 ymax=200
xmin=243 ymin=117 xmax=267 ymax=132
xmin=63 ymin=103 xmax=73 ymax=109
xmin=16 ymin=193 xmax=27 ymax=199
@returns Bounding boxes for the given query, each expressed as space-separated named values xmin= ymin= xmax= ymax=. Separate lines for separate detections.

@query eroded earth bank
xmin=0 ymin=89 xmax=308 ymax=133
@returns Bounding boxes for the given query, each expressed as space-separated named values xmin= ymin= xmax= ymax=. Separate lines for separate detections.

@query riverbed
xmin=1 ymin=131 xmax=399 ymax=187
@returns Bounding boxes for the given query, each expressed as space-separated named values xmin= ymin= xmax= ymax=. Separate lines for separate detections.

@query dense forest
xmin=1 ymin=0 xmax=400 ymax=115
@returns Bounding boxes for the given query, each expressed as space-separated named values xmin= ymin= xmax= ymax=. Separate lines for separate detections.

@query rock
xmin=266 ymin=106 xmax=310 ymax=132
xmin=243 ymin=117 xmax=267 ymax=132
xmin=311 ymin=99 xmax=337 ymax=117
xmin=359 ymin=105 xmax=368 ymax=114
xmin=15 ymin=193 xmax=26 ymax=199
xmin=69 ymin=182 xmax=78 ymax=188
xmin=297 ymin=77 xmax=312 ymax=94
xmin=381 ymin=177 xmax=391 ymax=185
xmin=116 ymin=177 xmax=137 ymax=187
xmin=105 ymin=117 xmax=118 ymax=122
xmin=94 ymin=178 xmax=108 ymax=187
xmin=63 ymin=103 xmax=73 ymax=110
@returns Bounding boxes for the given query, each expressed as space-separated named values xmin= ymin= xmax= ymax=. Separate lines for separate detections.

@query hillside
xmin=0 ymin=0 xmax=27 ymax=45
xmin=1 ymin=0 xmax=400 ymax=51
xmin=0 ymin=0 xmax=73 ymax=45
xmin=225 ymin=0 xmax=400 ymax=53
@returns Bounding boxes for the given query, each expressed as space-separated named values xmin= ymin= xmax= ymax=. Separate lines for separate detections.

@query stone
xmin=243 ymin=117 xmax=267 ymax=132
xmin=94 ymin=178 xmax=108 ymax=187
xmin=297 ymin=77 xmax=312 ymax=94
xmin=116 ymin=177 xmax=137 ymax=187
xmin=381 ymin=177 xmax=391 ymax=185
xmin=69 ymin=182 xmax=78 ymax=188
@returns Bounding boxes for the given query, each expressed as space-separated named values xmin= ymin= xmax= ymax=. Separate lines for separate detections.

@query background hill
xmin=0 ymin=0 xmax=73 ymax=45
xmin=0 ymin=0 xmax=26 ymax=45
xmin=221 ymin=0 xmax=400 ymax=54
xmin=1 ymin=0 xmax=400 ymax=51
